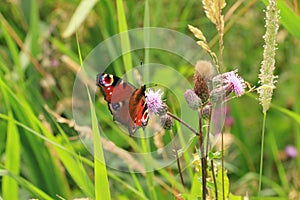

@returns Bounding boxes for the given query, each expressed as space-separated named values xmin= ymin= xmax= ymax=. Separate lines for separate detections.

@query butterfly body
xmin=96 ymin=73 xmax=149 ymax=135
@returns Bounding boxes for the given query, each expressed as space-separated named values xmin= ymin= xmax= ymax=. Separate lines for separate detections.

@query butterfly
xmin=96 ymin=73 xmax=149 ymax=135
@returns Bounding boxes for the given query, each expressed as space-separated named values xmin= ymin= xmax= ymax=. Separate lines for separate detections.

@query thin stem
xmin=211 ymin=160 xmax=218 ymax=200
xmin=198 ymin=109 xmax=206 ymax=200
xmin=167 ymin=111 xmax=199 ymax=136
xmin=205 ymin=106 xmax=212 ymax=157
xmin=205 ymin=105 xmax=213 ymax=198
xmin=169 ymin=130 xmax=185 ymax=186
xmin=258 ymin=113 xmax=267 ymax=196
xmin=221 ymin=130 xmax=225 ymax=200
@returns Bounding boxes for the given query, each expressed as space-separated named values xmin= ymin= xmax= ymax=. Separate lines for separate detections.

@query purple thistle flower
xmin=223 ymin=70 xmax=246 ymax=97
xmin=145 ymin=89 xmax=167 ymax=115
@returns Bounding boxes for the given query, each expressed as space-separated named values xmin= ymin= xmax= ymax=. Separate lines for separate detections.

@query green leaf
xmin=208 ymin=151 xmax=222 ymax=160
xmin=216 ymin=167 xmax=229 ymax=199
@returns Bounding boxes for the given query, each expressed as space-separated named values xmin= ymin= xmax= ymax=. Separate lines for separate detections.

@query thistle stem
xmin=169 ymin=130 xmax=185 ymax=186
xmin=211 ymin=159 xmax=218 ymax=200
xmin=167 ymin=111 xmax=199 ymax=136
xmin=198 ymin=109 xmax=207 ymax=200
xmin=205 ymin=106 xmax=212 ymax=158
xmin=222 ymin=131 xmax=225 ymax=200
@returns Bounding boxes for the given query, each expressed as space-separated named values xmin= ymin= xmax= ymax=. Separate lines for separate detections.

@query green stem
xmin=221 ymin=131 xmax=225 ymax=200
xmin=258 ymin=113 xmax=267 ymax=196
xmin=211 ymin=160 xmax=218 ymax=200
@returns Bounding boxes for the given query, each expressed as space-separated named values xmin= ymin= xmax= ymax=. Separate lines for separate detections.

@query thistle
xmin=193 ymin=60 xmax=214 ymax=103
xmin=210 ymin=70 xmax=246 ymax=102
xmin=160 ymin=114 xmax=174 ymax=130
xmin=221 ymin=70 xmax=246 ymax=97
xmin=257 ymin=0 xmax=279 ymax=113
xmin=184 ymin=89 xmax=202 ymax=110
xmin=145 ymin=89 xmax=167 ymax=116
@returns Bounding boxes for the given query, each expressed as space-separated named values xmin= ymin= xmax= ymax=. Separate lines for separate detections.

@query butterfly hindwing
xmin=96 ymin=73 xmax=149 ymax=135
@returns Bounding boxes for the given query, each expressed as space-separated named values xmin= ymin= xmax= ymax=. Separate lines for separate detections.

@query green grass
xmin=1 ymin=0 xmax=300 ymax=199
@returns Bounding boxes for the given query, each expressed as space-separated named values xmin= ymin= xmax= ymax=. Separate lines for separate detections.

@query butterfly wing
xmin=96 ymin=73 xmax=149 ymax=135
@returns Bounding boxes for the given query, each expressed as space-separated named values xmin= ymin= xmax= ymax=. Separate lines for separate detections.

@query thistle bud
xmin=193 ymin=60 xmax=214 ymax=103
xmin=202 ymin=104 xmax=211 ymax=119
xmin=184 ymin=89 xmax=202 ymax=110
xmin=160 ymin=114 xmax=174 ymax=130
xmin=156 ymin=103 xmax=168 ymax=116
xmin=210 ymin=86 xmax=227 ymax=103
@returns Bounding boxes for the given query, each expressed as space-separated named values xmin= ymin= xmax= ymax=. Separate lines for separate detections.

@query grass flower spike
xmin=145 ymin=89 xmax=167 ymax=116
xmin=257 ymin=0 xmax=279 ymax=113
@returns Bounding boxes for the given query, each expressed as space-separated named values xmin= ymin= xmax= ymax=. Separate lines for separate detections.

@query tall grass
xmin=0 ymin=0 xmax=300 ymax=199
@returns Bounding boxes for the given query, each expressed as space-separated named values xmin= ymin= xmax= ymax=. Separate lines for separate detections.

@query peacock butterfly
xmin=96 ymin=73 xmax=149 ymax=135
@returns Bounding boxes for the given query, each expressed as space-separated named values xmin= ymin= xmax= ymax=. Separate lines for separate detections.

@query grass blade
xmin=117 ymin=0 xmax=132 ymax=73
xmin=262 ymin=0 xmax=300 ymax=40
xmin=268 ymin=132 xmax=289 ymax=192
xmin=0 ymin=168 xmax=52 ymax=200
xmin=0 ymin=14 xmax=22 ymax=79
xmin=271 ymin=104 xmax=300 ymax=124
xmin=90 ymin=93 xmax=111 ymax=200
xmin=29 ymin=0 xmax=39 ymax=56
xmin=2 ymin=112 xmax=20 ymax=200
xmin=0 ymin=79 xmax=68 ymax=197
xmin=76 ymin=29 xmax=111 ymax=199
xmin=62 ymin=0 xmax=99 ymax=38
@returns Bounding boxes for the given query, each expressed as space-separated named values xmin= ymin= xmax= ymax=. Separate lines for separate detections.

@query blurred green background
xmin=0 ymin=0 xmax=300 ymax=199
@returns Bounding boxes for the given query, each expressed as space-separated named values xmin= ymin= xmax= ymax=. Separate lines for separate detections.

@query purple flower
xmin=285 ymin=145 xmax=298 ymax=158
xmin=225 ymin=116 xmax=234 ymax=127
xmin=222 ymin=70 xmax=246 ymax=97
xmin=51 ymin=59 xmax=59 ymax=67
xmin=145 ymin=89 xmax=167 ymax=115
